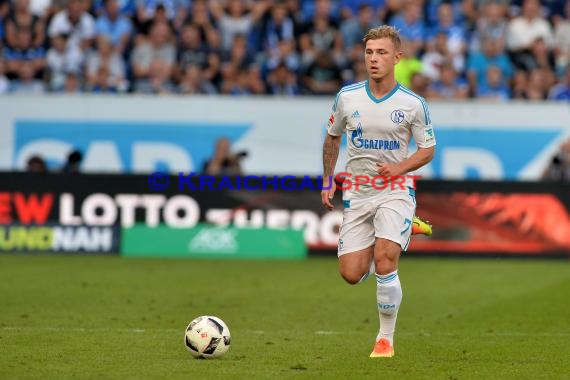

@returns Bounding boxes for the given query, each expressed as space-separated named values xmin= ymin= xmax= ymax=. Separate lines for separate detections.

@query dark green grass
xmin=1 ymin=254 xmax=569 ymax=380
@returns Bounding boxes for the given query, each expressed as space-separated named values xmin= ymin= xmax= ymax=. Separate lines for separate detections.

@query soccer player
xmin=321 ymin=26 xmax=436 ymax=358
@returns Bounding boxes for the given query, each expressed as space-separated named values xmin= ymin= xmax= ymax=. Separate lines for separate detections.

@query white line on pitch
xmin=0 ymin=326 xmax=177 ymax=333
xmin=2 ymin=327 xmax=570 ymax=337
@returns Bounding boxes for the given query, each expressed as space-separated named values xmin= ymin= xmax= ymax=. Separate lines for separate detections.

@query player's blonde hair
xmin=362 ymin=26 xmax=402 ymax=51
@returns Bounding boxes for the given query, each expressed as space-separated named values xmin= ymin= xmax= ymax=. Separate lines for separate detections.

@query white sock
xmin=357 ymin=260 xmax=376 ymax=284
xmin=375 ymin=270 xmax=402 ymax=345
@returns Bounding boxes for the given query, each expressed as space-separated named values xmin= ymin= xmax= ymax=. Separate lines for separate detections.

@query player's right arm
xmin=322 ymin=133 xmax=340 ymax=210
xmin=321 ymin=92 xmax=346 ymax=210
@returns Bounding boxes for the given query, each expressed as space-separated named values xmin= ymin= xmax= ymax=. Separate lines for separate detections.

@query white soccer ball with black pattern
xmin=184 ymin=316 xmax=231 ymax=359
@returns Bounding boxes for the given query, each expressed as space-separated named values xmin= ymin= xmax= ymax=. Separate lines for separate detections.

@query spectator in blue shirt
xmin=3 ymin=28 xmax=45 ymax=80
xmin=339 ymin=0 xmax=385 ymax=20
xmin=95 ymin=0 xmax=133 ymax=55
xmin=427 ymin=62 xmax=469 ymax=100
xmin=263 ymin=1 xmax=295 ymax=53
xmin=301 ymin=0 xmax=341 ymax=25
xmin=340 ymin=0 xmax=386 ymax=20
xmin=427 ymin=2 xmax=467 ymax=57
xmin=467 ymin=37 xmax=513 ymax=96
xmin=424 ymin=0 xmax=464 ymax=28
xmin=0 ymin=0 xmax=8 ymax=42
xmin=476 ymin=65 xmax=511 ymax=101
xmin=388 ymin=0 xmax=426 ymax=51
xmin=340 ymin=4 xmax=377 ymax=50
xmin=92 ymin=0 xmax=136 ymax=17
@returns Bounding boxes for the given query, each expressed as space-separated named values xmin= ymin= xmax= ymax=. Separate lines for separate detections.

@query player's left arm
xmin=377 ymin=99 xmax=436 ymax=176
xmin=377 ymin=146 xmax=434 ymax=176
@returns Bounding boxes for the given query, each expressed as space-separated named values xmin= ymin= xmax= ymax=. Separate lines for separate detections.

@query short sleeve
xmin=326 ymin=91 xmax=346 ymax=136
xmin=410 ymin=97 xmax=436 ymax=148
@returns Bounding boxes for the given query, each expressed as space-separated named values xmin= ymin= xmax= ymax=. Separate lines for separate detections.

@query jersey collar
xmin=365 ymin=81 xmax=400 ymax=103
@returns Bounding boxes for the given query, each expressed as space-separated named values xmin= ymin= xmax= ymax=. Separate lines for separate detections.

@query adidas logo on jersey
xmin=351 ymin=110 xmax=360 ymax=119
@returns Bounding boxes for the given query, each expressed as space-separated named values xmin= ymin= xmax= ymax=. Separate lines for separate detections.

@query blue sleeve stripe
xmin=399 ymin=86 xmax=431 ymax=125
xmin=333 ymin=82 xmax=365 ymax=111
xmin=399 ymin=86 xmax=430 ymax=124
xmin=423 ymin=99 xmax=431 ymax=125
xmin=332 ymin=82 xmax=366 ymax=111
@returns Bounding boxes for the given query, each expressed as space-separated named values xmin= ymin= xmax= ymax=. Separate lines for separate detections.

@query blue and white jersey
xmin=326 ymin=80 xmax=436 ymax=198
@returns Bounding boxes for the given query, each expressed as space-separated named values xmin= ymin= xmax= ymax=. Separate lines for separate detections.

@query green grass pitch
xmin=1 ymin=254 xmax=569 ymax=379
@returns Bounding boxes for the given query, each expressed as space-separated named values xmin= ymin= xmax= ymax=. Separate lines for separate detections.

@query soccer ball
xmin=184 ymin=316 xmax=231 ymax=359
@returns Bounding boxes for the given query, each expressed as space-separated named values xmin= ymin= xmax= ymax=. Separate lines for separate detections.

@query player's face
xmin=364 ymin=38 xmax=402 ymax=81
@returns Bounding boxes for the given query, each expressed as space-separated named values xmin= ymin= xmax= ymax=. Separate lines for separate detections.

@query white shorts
xmin=337 ymin=188 xmax=416 ymax=256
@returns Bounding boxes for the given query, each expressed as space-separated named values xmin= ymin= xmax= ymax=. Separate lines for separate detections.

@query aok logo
xmin=378 ymin=303 xmax=396 ymax=310
xmin=188 ymin=228 xmax=238 ymax=253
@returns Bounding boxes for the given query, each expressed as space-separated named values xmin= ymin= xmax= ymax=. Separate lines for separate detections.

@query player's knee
xmin=374 ymin=240 xmax=401 ymax=275
xmin=374 ymin=257 xmax=397 ymax=275
xmin=339 ymin=267 xmax=363 ymax=285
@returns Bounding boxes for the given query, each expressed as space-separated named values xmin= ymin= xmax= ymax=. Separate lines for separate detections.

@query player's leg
xmin=370 ymin=197 xmax=415 ymax=358
xmin=337 ymin=204 xmax=376 ymax=284
xmin=338 ymin=246 xmax=374 ymax=284
xmin=370 ymin=237 xmax=402 ymax=358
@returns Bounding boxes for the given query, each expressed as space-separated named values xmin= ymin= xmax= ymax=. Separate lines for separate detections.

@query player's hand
xmin=321 ymin=177 xmax=336 ymax=210
xmin=376 ymin=163 xmax=403 ymax=177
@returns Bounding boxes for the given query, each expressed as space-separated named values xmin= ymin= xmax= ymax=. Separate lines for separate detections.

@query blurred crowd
xmin=26 ymin=149 xmax=82 ymax=174
xmin=0 ymin=0 xmax=569 ymax=100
